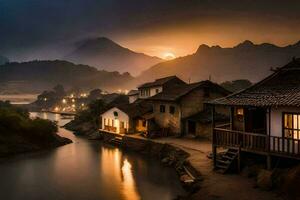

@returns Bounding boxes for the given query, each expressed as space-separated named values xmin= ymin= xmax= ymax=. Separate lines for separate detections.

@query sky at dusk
xmin=0 ymin=0 xmax=300 ymax=60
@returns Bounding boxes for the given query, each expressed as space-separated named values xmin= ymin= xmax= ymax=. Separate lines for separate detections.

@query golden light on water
xmin=101 ymin=148 xmax=140 ymax=200
xmin=121 ymin=159 xmax=140 ymax=200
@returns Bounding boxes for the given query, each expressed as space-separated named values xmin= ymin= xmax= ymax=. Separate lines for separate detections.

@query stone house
xmin=146 ymin=80 xmax=230 ymax=136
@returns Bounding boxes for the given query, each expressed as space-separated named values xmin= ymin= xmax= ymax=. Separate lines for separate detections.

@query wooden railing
xmin=213 ymin=128 xmax=267 ymax=152
xmin=214 ymin=128 xmax=300 ymax=157
xmin=270 ymin=136 xmax=300 ymax=156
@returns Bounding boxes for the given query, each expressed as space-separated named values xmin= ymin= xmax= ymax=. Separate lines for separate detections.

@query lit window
xmin=237 ymin=108 xmax=244 ymax=116
xmin=284 ymin=113 xmax=300 ymax=139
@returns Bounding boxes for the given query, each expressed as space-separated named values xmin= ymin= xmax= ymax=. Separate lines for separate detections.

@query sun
xmin=163 ymin=52 xmax=176 ymax=60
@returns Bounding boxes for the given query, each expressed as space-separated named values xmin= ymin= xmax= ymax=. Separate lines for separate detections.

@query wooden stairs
xmin=215 ymin=148 xmax=240 ymax=174
xmin=109 ymin=136 xmax=123 ymax=146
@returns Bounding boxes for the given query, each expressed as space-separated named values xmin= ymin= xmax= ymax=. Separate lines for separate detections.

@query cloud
xmin=0 ymin=0 xmax=299 ymax=60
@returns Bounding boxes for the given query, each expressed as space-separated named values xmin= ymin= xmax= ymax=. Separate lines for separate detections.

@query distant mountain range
xmin=0 ymin=55 xmax=9 ymax=65
xmin=136 ymin=40 xmax=300 ymax=84
xmin=0 ymin=60 xmax=134 ymax=94
xmin=64 ymin=37 xmax=163 ymax=76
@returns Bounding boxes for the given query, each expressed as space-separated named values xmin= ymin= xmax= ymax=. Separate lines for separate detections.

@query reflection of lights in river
xmin=101 ymin=148 xmax=140 ymax=200
xmin=121 ymin=159 xmax=140 ymax=200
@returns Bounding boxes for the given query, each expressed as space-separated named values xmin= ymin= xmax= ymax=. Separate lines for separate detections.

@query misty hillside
xmin=64 ymin=37 xmax=163 ymax=76
xmin=0 ymin=60 xmax=134 ymax=94
xmin=0 ymin=55 xmax=9 ymax=65
xmin=137 ymin=40 xmax=300 ymax=84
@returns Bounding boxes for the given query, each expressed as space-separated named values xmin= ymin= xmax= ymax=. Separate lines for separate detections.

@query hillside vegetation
xmin=0 ymin=101 xmax=71 ymax=157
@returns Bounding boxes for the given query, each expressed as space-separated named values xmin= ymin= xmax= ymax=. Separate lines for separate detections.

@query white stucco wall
xmin=268 ymin=106 xmax=300 ymax=137
xmin=100 ymin=107 xmax=129 ymax=134
xmin=129 ymin=94 xmax=138 ymax=103
xmin=139 ymin=86 xmax=162 ymax=99
xmin=267 ymin=106 xmax=300 ymax=153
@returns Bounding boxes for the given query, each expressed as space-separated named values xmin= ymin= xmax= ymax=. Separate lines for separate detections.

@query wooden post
xmin=230 ymin=106 xmax=234 ymax=130
xmin=237 ymin=147 xmax=241 ymax=173
xmin=212 ymin=105 xmax=217 ymax=167
xmin=266 ymin=155 xmax=272 ymax=170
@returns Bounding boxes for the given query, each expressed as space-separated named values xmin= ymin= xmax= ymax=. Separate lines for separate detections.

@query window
xmin=160 ymin=105 xmax=166 ymax=113
xmin=283 ymin=113 xmax=300 ymax=139
xmin=120 ymin=121 xmax=125 ymax=128
xmin=237 ymin=108 xmax=244 ymax=116
xmin=169 ymin=106 xmax=175 ymax=114
xmin=156 ymin=88 xmax=160 ymax=94
xmin=104 ymin=118 xmax=107 ymax=126
xmin=113 ymin=111 xmax=118 ymax=117
xmin=142 ymin=120 xmax=147 ymax=127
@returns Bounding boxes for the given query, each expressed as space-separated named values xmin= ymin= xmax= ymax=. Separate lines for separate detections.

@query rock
xmin=180 ymin=174 xmax=193 ymax=183
xmin=256 ymin=169 xmax=273 ymax=190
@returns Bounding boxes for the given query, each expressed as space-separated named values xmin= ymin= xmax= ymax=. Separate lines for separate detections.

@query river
xmin=0 ymin=112 xmax=185 ymax=200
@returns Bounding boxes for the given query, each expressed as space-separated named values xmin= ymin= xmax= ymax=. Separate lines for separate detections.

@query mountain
xmin=64 ymin=37 xmax=163 ymax=76
xmin=0 ymin=60 xmax=134 ymax=94
xmin=137 ymin=40 xmax=300 ymax=84
xmin=0 ymin=55 xmax=9 ymax=65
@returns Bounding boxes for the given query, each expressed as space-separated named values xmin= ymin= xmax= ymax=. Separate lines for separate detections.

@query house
xmin=100 ymin=100 xmax=153 ymax=135
xmin=208 ymin=58 xmax=300 ymax=169
xmin=127 ymin=90 xmax=139 ymax=103
xmin=137 ymin=76 xmax=186 ymax=99
xmin=146 ymin=80 xmax=230 ymax=136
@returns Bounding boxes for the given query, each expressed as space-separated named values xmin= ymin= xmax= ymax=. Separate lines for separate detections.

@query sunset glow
xmin=163 ymin=52 xmax=176 ymax=60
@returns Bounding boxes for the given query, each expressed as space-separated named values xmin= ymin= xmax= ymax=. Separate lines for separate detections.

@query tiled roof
xmin=127 ymin=90 xmax=139 ymax=96
xmin=209 ymin=58 xmax=300 ymax=107
xmin=116 ymin=99 xmax=153 ymax=118
xmin=138 ymin=76 xmax=181 ymax=88
xmin=147 ymin=80 xmax=230 ymax=102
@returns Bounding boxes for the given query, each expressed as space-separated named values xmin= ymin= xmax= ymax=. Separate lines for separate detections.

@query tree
xmin=89 ymin=89 xmax=102 ymax=100
xmin=53 ymin=84 xmax=66 ymax=97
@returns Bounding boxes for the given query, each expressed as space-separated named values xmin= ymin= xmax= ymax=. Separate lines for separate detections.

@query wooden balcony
xmin=213 ymin=128 xmax=300 ymax=158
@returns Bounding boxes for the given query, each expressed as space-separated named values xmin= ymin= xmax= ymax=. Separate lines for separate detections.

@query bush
xmin=0 ymin=101 xmax=58 ymax=142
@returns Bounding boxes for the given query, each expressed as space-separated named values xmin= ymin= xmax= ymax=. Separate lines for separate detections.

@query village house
xmin=100 ymin=100 xmax=152 ymax=135
xmin=137 ymin=76 xmax=186 ymax=99
xmin=208 ymin=58 xmax=300 ymax=171
xmin=127 ymin=90 xmax=139 ymax=103
xmin=146 ymin=80 xmax=230 ymax=137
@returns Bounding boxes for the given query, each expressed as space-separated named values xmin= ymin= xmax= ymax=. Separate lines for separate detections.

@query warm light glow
xmin=54 ymin=107 xmax=59 ymax=112
xmin=163 ymin=52 xmax=176 ymax=60
xmin=72 ymin=99 xmax=75 ymax=103
xmin=43 ymin=98 xmax=47 ymax=101
xmin=62 ymin=99 xmax=67 ymax=104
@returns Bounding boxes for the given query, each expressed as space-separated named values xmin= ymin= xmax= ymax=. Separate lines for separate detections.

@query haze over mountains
xmin=1 ymin=38 xmax=300 ymax=94
xmin=64 ymin=37 xmax=163 ymax=76
xmin=137 ymin=40 xmax=300 ymax=84
xmin=0 ymin=60 xmax=133 ymax=94
xmin=0 ymin=55 xmax=9 ymax=65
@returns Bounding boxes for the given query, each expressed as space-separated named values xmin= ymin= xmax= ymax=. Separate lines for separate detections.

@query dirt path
xmin=153 ymin=137 xmax=283 ymax=200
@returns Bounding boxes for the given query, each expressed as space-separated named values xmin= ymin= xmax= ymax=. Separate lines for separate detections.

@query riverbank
xmin=100 ymin=132 xmax=285 ymax=200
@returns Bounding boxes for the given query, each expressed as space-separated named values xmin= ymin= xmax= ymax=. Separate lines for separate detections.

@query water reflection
xmin=121 ymin=159 xmax=140 ymax=200
xmin=101 ymin=148 xmax=140 ymax=200
xmin=0 ymin=112 xmax=184 ymax=200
